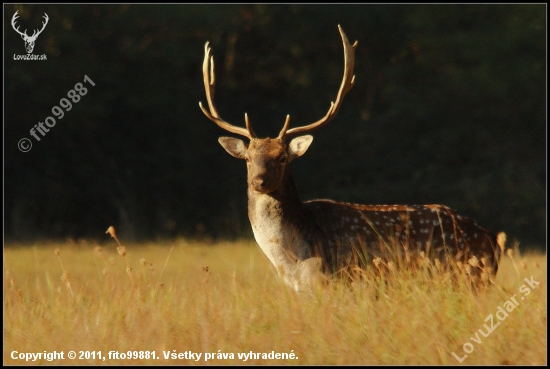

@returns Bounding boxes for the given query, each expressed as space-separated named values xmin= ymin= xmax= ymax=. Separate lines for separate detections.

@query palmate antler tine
xmin=278 ymin=25 xmax=357 ymax=140
xmin=199 ymin=42 xmax=256 ymax=140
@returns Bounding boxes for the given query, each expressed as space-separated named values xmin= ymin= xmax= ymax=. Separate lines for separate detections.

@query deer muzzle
xmin=250 ymin=176 xmax=271 ymax=193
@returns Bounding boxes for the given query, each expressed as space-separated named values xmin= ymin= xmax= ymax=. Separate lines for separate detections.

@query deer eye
xmin=278 ymin=155 xmax=287 ymax=163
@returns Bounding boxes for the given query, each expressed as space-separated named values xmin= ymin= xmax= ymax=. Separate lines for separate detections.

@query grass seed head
xmin=106 ymin=226 xmax=117 ymax=238
xmin=106 ymin=225 xmax=123 ymax=248
xmin=497 ymin=232 xmax=507 ymax=251
xmin=117 ymin=246 xmax=127 ymax=257
xmin=468 ymin=256 xmax=480 ymax=268
xmin=520 ymin=261 xmax=527 ymax=270
xmin=201 ymin=266 xmax=210 ymax=284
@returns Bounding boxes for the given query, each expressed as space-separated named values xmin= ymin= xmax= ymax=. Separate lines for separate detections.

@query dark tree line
xmin=4 ymin=4 xmax=546 ymax=247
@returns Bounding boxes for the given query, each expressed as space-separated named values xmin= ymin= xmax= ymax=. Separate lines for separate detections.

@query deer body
xmin=200 ymin=26 xmax=504 ymax=290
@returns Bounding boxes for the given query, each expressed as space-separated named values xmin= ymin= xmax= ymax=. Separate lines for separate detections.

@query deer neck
xmin=247 ymin=167 xmax=311 ymax=279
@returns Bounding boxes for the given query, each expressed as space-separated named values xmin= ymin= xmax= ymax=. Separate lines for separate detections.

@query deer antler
xmin=11 ymin=11 xmax=49 ymax=40
xmin=278 ymin=25 xmax=357 ymax=140
xmin=31 ymin=13 xmax=49 ymax=39
xmin=199 ymin=42 xmax=256 ymax=140
xmin=11 ymin=11 xmax=27 ymax=38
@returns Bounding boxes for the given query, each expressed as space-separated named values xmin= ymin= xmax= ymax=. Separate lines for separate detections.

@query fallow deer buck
xmin=199 ymin=26 xmax=506 ymax=291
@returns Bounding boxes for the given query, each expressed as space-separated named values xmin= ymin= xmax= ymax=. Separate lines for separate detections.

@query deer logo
xmin=199 ymin=26 xmax=506 ymax=291
xmin=11 ymin=11 xmax=49 ymax=54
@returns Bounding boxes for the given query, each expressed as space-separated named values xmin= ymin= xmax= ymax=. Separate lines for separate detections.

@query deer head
xmin=11 ymin=11 xmax=49 ymax=54
xmin=199 ymin=25 xmax=357 ymax=194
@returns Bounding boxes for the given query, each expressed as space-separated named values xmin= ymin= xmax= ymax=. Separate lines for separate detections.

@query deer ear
xmin=288 ymin=135 xmax=313 ymax=159
xmin=218 ymin=137 xmax=248 ymax=159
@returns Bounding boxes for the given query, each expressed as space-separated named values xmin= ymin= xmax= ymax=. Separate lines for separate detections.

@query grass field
xmin=4 ymin=236 xmax=547 ymax=365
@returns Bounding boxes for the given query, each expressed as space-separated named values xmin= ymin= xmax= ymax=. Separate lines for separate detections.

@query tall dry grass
xmin=4 ymin=236 xmax=546 ymax=365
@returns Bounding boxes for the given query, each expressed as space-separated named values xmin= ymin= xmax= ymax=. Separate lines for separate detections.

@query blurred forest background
xmin=4 ymin=4 xmax=546 ymax=248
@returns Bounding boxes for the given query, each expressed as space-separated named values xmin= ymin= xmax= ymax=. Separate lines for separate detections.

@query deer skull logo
xmin=11 ymin=11 xmax=49 ymax=54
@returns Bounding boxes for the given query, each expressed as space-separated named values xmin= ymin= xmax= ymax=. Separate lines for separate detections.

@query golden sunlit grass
xmin=4 ymin=233 xmax=546 ymax=365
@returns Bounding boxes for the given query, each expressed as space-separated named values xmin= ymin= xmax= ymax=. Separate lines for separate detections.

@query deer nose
xmin=251 ymin=178 xmax=269 ymax=192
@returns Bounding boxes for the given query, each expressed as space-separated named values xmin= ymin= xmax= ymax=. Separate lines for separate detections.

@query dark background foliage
xmin=4 ymin=4 xmax=546 ymax=248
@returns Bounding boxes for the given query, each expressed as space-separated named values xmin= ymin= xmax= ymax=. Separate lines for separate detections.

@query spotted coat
xmin=304 ymin=200 xmax=502 ymax=275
